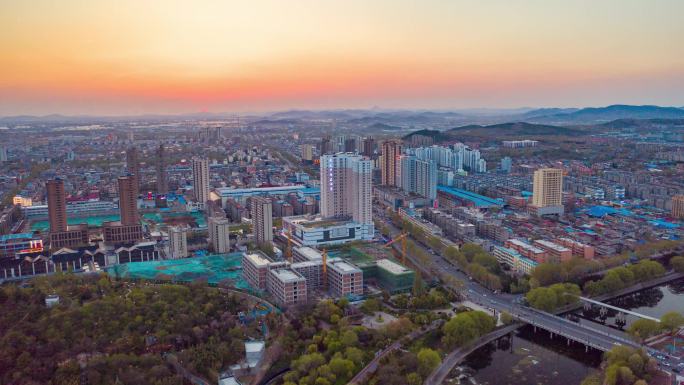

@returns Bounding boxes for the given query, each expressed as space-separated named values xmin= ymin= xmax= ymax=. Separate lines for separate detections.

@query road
xmin=347 ymin=319 xmax=444 ymax=385
xmin=424 ymin=324 xmax=520 ymax=385
xmin=165 ymin=353 xmax=211 ymax=385
xmin=374 ymin=204 xmax=682 ymax=375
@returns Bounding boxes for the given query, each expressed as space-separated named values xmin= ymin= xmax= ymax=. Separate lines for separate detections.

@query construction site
xmin=105 ymin=252 xmax=255 ymax=291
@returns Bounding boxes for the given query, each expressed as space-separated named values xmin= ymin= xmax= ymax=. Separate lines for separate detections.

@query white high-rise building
xmin=0 ymin=147 xmax=8 ymax=162
xmin=411 ymin=144 xmax=467 ymax=172
xmin=399 ymin=155 xmax=437 ymax=200
xmin=168 ymin=226 xmax=188 ymax=259
xmin=208 ymin=217 xmax=231 ymax=253
xmin=320 ymin=153 xmax=373 ymax=234
xmin=192 ymin=157 xmax=210 ymax=207
xmin=501 ymin=157 xmax=512 ymax=173
xmin=445 ymin=143 xmax=485 ymax=173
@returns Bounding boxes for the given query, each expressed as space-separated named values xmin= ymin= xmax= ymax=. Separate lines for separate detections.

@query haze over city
xmin=1 ymin=2 xmax=684 ymax=385
xmin=1 ymin=0 xmax=684 ymax=115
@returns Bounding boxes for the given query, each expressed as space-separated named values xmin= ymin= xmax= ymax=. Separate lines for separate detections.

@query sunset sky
xmin=1 ymin=0 xmax=683 ymax=115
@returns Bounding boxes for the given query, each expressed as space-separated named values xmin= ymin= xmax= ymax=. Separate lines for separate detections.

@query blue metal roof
xmin=437 ymin=185 xmax=504 ymax=208
xmin=300 ymin=187 xmax=320 ymax=194
xmin=0 ymin=232 xmax=35 ymax=242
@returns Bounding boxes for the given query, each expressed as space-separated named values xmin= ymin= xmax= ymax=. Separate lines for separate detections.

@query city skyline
xmin=1 ymin=0 xmax=683 ymax=115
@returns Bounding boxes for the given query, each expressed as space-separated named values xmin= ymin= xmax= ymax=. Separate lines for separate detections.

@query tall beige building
xmin=380 ymin=141 xmax=401 ymax=186
xmin=531 ymin=168 xmax=564 ymax=216
xmin=47 ymin=178 xmax=89 ymax=249
xmin=672 ymin=195 xmax=684 ymax=219
xmin=301 ymin=144 xmax=314 ymax=162
xmin=156 ymin=143 xmax=167 ymax=193
xmin=118 ymin=175 xmax=139 ymax=226
xmin=192 ymin=157 xmax=210 ymax=207
xmin=208 ymin=217 xmax=231 ymax=253
xmin=47 ymin=178 xmax=68 ymax=233
xmin=320 ymin=153 xmax=373 ymax=237
xmin=251 ymin=196 xmax=273 ymax=244
xmin=125 ymin=146 xmax=140 ymax=194
xmin=102 ymin=175 xmax=143 ymax=244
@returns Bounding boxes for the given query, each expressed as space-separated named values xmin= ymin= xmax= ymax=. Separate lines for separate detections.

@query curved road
xmin=348 ymin=320 xmax=444 ymax=385
xmin=374 ymin=205 xmax=682 ymax=376
xmin=424 ymin=324 xmax=520 ymax=385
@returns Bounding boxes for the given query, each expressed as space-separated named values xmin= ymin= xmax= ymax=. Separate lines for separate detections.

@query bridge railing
xmin=522 ymin=307 xmax=638 ymax=347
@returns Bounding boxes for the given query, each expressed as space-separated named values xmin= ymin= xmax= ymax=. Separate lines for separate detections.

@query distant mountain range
xmin=402 ymin=129 xmax=450 ymax=141
xmin=449 ymin=122 xmax=584 ymax=137
xmin=366 ymin=122 xmax=403 ymax=131
xmin=525 ymin=105 xmax=684 ymax=123
xmin=2 ymin=105 xmax=684 ymax=127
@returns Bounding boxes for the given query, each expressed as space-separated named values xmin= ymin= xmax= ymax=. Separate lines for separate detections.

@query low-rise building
xmin=282 ymin=215 xmax=373 ymax=247
xmin=291 ymin=260 xmax=323 ymax=291
xmin=327 ymin=258 xmax=363 ymax=297
xmin=267 ymin=267 xmax=307 ymax=306
xmin=0 ymin=233 xmax=43 ymax=258
xmin=23 ymin=200 xmax=118 ymax=220
xmin=492 ymin=246 xmax=538 ymax=275
xmin=374 ymin=258 xmax=415 ymax=293
xmin=242 ymin=252 xmax=272 ymax=290
xmin=50 ymin=224 xmax=89 ymax=249
xmin=504 ymin=239 xmax=547 ymax=263
xmin=293 ymin=246 xmax=323 ymax=262
xmin=102 ymin=221 xmax=143 ymax=245
xmin=557 ymin=237 xmax=595 ymax=259
xmin=533 ymin=239 xmax=572 ymax=264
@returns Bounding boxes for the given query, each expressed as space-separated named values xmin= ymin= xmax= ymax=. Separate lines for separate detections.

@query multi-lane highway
xmin=374 ymin=205 xmax=682 ymax=374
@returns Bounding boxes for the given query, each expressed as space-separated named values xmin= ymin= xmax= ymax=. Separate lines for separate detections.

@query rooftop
xmin=291 ymin=260 xmax=323 ymax=268
xmin=0 ymin=232 xmax=35 ymax=242
xmin=328 ymin=259 xmax=361 ymax=274
xmin=494 ymin=246 xmax=523 ymax=258
xmin=376 ymin=259 xmax=411 ymax=275
xmin=507 ymin=239 xmax=545 ymax=254
xmin=244 ymin=252 xmax=271 ymax=267
xmin=294 ymin=246 xmax=322 ymax=261
xmin=270 ymin=268 xmax=305 ymax=283
xmin=245 ymin=340 xmax=265 ymax=353
xmin=286 ymin=215 xmax=353 ymax=229
xmin=215 ymin=185 xmax=319 ymax=197
xmin=437 ymin=185 xmax=504 ymax=208
xmin=534 ymin=239 xmax=571 ymax=252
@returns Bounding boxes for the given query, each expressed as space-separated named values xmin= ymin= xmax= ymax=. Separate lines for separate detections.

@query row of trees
xmin=367 ymin=348 xmax=441 ymax=385
xmin=390 ymin=287 xmax=451 ymax=310
xmin=627 ymin=311 xmax=684 ymax=342
xmin=444 ymin=244 xmax=503 ymax=291
xmin=441 ymin=310 xmax=496 ymax=348
xmin=584 ymin=260 xmax=666 ymax=296
xmin=525 ymin=283 xmax=581 ymax=312
xmin=530 ymin=240 xmax=683 ymax=288
xmin=671 ymin=256 xmax=684 ymax=273
xmin=280 ymin=299 xmax=392 ymax=385
xmin=581 ymin=345 xmax=660 ymax=385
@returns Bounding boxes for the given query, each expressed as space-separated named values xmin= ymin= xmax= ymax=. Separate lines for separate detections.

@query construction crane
xmin=285 ymin=229 xmax=293 ymax=263
xmin=384 ymin=232 xmax=408 ymax=264
xmin=322 ymin=249 xmax=328 ymax=289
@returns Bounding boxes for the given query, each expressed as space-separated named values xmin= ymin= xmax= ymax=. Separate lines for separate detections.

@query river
xmin=442 ymin=278 xmax=684 ymax=385
xmin=442 ymin=325 xmax=603 ymax=385
xmin=576 ymin=278 xmax=684 ymax=330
